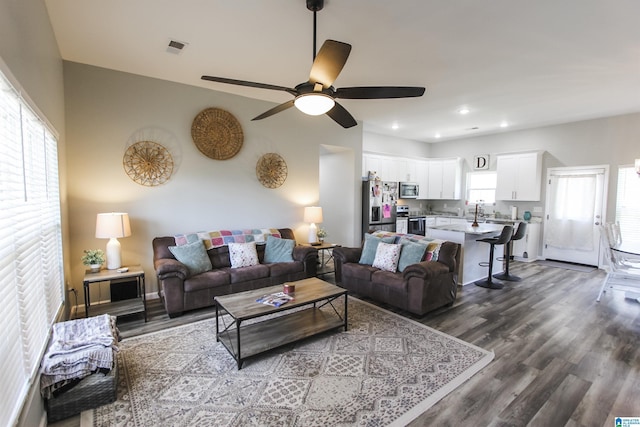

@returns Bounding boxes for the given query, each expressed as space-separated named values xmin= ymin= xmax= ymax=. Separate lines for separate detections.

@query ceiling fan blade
xmin=201 ymin=75 xmax=297 ymax=96
xmin=252 ymin=100 xmax=296 ymax=121
xmin=335 ymin=86 xmax=426 ymax=99
xmin=326 ymin=101 xmax=357 ymax=129
xmin=309 ymin=40 xmax=352 ymax=88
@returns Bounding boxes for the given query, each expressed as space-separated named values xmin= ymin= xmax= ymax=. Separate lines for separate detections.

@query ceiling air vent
xmin=167 ymin=39 xmax=188 ymax=54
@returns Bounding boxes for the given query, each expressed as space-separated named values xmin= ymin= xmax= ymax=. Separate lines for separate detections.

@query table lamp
xmin=95 ymin=212 xmax=132 ymax=269
xmin=304 ymin=206 xmax=323 ymax=245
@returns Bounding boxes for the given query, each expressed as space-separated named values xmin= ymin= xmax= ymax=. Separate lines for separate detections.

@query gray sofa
xmin=152 ymin=228 xmax=317 ymax=317
xmin=333 ymin=232 xmax=460 ymax=316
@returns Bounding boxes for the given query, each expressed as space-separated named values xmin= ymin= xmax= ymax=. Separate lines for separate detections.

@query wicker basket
xmin=46 ymin=361 xmax=118 ymax=423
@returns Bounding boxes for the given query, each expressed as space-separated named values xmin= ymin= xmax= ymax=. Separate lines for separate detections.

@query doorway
xmin=543 ymin=165 xmax=609 ymax=266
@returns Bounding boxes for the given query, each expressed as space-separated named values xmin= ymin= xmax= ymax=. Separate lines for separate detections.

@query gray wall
xmin=64 ymin=62 xmax=363 ymax=303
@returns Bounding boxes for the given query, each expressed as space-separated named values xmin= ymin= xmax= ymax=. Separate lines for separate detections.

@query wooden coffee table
xmin=214 ymin=277 xmax=348 ymax=369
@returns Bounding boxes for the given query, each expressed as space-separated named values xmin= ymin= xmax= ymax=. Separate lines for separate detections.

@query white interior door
xmin=543 ymin=166 xmax=608 ymax=266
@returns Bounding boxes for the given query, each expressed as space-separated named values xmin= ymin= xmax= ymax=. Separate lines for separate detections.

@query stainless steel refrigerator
xmin=362 ymin=180 xmax=398 ymax=238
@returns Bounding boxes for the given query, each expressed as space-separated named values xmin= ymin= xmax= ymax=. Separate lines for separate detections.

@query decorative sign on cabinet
xmin=495 ymin=151 xmax=544 ymax=201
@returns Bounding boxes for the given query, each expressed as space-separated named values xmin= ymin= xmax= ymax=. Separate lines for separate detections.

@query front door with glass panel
xmin=543 ymin=166 xmax=609 ymax=266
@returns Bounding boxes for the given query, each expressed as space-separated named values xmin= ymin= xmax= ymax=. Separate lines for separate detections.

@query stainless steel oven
xmin=408 ymin=216 xmax=426 ymax=235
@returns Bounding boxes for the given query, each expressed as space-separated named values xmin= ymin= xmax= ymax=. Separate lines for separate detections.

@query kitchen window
xmin=466 ymin=171 xmax=497 ymax=204
xmin=615 ymin=165 xmax=640 ymax=243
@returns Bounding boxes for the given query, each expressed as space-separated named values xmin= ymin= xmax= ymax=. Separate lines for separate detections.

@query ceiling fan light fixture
xmin=294 ymin=93 xmax=335 ymax=116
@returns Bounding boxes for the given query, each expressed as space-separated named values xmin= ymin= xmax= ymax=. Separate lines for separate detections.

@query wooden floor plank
xmin=52 ymin=260 xmax=640 ymax=427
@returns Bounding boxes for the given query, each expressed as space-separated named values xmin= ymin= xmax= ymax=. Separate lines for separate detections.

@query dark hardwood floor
xmin=57 ymin=260 xmax=640 ymax=426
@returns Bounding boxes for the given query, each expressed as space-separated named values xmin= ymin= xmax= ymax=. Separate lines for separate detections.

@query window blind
xmin=615 ymin=166 xmax=640 ymax=243
xmin=466 ymin=171 xmax=497 ymax=204
xmin=0 ymin=69 xmax=64 ymax=426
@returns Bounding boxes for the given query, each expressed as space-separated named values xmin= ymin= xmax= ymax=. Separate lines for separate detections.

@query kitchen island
xmin=427 ymin=222 xmax=507 ymax=286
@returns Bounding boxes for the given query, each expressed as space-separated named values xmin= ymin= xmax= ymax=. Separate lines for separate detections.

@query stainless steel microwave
xmin=399 ymin=182 xmax=419 ymax=199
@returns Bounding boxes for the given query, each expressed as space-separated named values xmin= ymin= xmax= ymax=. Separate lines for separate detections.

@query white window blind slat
xmin=0 ymin=68 xmax=64 ymax=426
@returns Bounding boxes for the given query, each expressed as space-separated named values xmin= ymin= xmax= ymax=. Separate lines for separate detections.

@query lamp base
xmin=105 ymin=237 xmax=122 ymax=270
xmin=308 ymin=223 xmax=318 ymax=244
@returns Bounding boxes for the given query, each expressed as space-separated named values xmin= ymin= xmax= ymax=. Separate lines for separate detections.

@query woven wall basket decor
xmin=256 ymin=153 xmax=288 ymax=189
xmin=123 ymin=140 xmax=174 ymax=186
xmin=191 ymin=108 xmax=243 ymax=160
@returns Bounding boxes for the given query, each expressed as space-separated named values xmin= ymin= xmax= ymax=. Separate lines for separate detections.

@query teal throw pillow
xmin=168 ymin=240 xmax=212 ymax=276
xmin=397 ymin=238 xmax=428 ymax=272
xmin=359 ymin=233 xmax=396 ymax=265
xmin=264 ymin=235 xmax=295 ymax=263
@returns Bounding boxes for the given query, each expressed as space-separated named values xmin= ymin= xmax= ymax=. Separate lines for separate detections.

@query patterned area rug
xmin=84 ymin=297 xmax=493 ymax=426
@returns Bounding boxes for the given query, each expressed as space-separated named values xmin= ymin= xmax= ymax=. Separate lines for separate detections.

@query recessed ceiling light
xmin=434 ymin=133 xmax=441 ymax=138
xmin=458 ymin=108 xmax=470 ymax=115
xmin=500 ymin=121 xmax=509 ymax=128
xmin=391 ymin=123 xmax=399 ymax=130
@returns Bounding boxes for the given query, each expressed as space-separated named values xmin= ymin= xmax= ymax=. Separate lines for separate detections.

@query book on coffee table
xmin=256 ymin=292 xmax=294 ymax=307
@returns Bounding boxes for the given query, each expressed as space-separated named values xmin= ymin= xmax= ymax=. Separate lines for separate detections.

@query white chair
xmin=605 ymin=222 xmax=640 ymax=268
xmin=597 ymin=225 xmax=640 ymax=302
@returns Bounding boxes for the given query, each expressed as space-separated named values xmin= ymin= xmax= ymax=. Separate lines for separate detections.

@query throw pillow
xmin=168 ymin=240 xmax=212 ymax=276
xmin=397 ymin=238 xmax=428 ymax=272
xmin=228 ymin=241 xmax=259 ymax=268
xmin=372 ymin=242 xmax=402 ymax=272
xmin=426 ymin=241 xmax=443 ymax=262
xmin=359 ymin=233 xmax=396 ymax=265
xmin=264 ymin=235 xmax=295 ymax=263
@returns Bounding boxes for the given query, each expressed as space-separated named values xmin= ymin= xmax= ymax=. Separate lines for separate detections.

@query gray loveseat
xmin=152 ymin=228 xmax=317 ymax=317
xmin=333 ymin=231 xmax=460 ymax=316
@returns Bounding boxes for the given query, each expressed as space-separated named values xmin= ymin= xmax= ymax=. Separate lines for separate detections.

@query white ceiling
xmin=44 ymin=0 xmax=640 ymax=142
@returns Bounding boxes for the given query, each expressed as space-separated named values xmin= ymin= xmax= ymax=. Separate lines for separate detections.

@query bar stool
xmin=494 ymin=222 xmax=527 ymax=282
xmin=475 ymin=225 xmax=513 ymax=290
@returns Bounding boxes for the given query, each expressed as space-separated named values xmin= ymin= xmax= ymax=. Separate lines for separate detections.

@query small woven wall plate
xmin=191 ymin=108 xmax=243 ymax=160
xmin=256 ymin=153 xmax=288 ymax=189
xmin=123 ymin=141 xmax=174 ymax=186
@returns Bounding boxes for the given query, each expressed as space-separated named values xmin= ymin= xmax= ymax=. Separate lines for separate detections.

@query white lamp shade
xmin=303 ymin=206 xmax=323 ymax=224
xmin=95 ymin=213 xmax=131 ymax=269
xmin=95 ymin=213 xmax=131 ymax=238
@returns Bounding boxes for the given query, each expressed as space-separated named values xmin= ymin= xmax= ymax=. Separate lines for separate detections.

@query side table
xmin=302 ymin=242 xmax=341 ymax=276
xmin=83 ymin=265 xmax=146 ymax=322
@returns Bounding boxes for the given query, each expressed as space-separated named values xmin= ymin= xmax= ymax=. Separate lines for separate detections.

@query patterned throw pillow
xmin=359 ymin=233 xmax=396 ymax=265
xmin=228 ymin=242 xmax=259 ymax=268
xmin=372 ymin=242 xmax=402 ymax=273
xmin=168 ymin=240 xmax=212 ymax=276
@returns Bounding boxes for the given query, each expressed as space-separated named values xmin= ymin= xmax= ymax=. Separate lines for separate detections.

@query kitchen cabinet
xmin=427 ymin=158 xmax=462 ymax=200
xmin=435 ymin=217 xmax=451 ymax=226
xmin=416 ymin=159 xmax=429 ymax=199
xmin=512 ymin=222 xmax=540 ymax=262
xmin=496 ymin=151 xmax=543 ymax=201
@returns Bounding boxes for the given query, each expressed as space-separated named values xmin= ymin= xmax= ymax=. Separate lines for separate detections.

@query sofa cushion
xmin=264 ymin=235 xmax=295 ymax=263
xmin=229 ymin=242 xmax=259 ymax=268
xmin=372 ymin=242 xmax=402 ymax=272
xmin=168 ymin=240 xmax=212 ymax=276
xmin=228 ymin=264 xmax=270 ymax=284
xmin=398 ymin=238 xmax=428 ymax=272
xmin=342 ymin=262 xmax=378 ymax=282
xmin=269 ymin=261 xmax=304 ymax=277
xmin=359 ymin=234 xmax=396 ymax=265
xmin=184 ymin=269 xmax=230 ymax=292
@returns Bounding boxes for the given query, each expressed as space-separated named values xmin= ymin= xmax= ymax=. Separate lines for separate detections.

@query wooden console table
xmin=83 ymin=265 xmax=146 ymax=321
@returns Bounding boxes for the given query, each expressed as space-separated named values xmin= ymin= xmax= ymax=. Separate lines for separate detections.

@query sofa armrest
xmin=402 ymin=260 xmax=449 ymax=281
xmin=332 ymin=247 xmax=362 ymax=283
xmin=154 ymin=258 xmax=189 ymax=280
xmin=293 ymin=245 xmax=318 ymax=276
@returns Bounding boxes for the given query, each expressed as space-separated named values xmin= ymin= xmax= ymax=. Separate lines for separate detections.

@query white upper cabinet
xmin=416 ymin=160 xmax=429 ymax=199
xmin=427 ymin=158 xmax=462 ymax=200
xmin=495 ymin=151 xmax=543 ymax=201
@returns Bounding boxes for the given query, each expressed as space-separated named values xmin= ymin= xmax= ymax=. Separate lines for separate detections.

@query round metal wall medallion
xmin=191 ymin=108 xmax=243 ymax=160
xmin=256 ymin=153 xmax=288 ymax=189
xmin=123 ymin=141 xmax=173 ymax=186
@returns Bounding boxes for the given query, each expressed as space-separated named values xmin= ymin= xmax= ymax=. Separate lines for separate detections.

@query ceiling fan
xmin=201 ymin=0 xmax=425 ymax=129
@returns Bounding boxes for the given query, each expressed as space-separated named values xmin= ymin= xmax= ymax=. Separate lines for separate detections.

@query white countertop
xmin=427 ymin=222 xmax=505 ymax=235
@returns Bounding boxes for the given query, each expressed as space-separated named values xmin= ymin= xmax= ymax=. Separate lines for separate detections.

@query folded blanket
xmin=175 ymin=228 xmax=282 ymax=249
xmin=40 ymin=314 xmax=119 ymax=397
